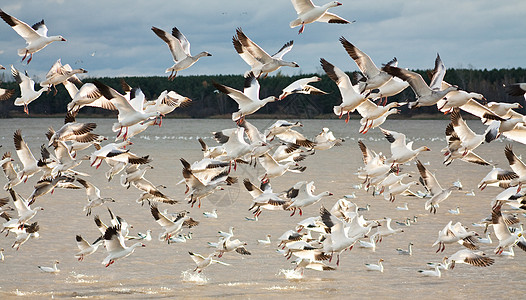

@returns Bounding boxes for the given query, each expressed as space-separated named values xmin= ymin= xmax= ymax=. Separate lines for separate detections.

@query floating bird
xmin=395 ymin=242 xmax=413 ymax=255
xmin=37 ymin=260 xmax=60 ymax=273
xmin=289 ymin=0 xmax=353 ymax=34
xmin=0 ymin=9 xmax=66 ymax=63
xmin=257 ymin=234 xmax=272 ymax=245
xmin=417 ymin=265 xmax=441 ymax=277
xmin=151 ymin=26 xmax=211 ymax=80
xmin=364 ymin=258 xmax=384 ymax=272
xmin=203 ymin=209 xmax=218 ymax=219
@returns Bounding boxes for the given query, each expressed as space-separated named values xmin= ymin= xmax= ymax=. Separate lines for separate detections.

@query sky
xmin=0 ymin=0 xmax=524 ymax=82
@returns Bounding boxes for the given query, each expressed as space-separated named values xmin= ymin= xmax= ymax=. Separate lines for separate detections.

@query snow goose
xmin=9 ymin=188 xmax=43 ymax=227
xmin=279 ymin=76 xmax=328 ymax=100
xmin=450 ymin=108 xmax=499 ymax=154
xmin=293 ymin=258 xmax=335 ymax=275
xmin=47 ymin=112 xmax=100 ymax=147
xmin=477 ymin=232 xmax=492 ymax=244
xmin=203 ymin=209 xmax=218 ymax=219
xmin=77 ymin=178 xmax=115 ymax=216
xmin=258 ymin=153 xmax=306 ymax=181
xmin=367 ymin=76 xmax=409 ymax=102
xmin=128 ymin=229 xmax=152 ymax=241
xmin=383 ymin=54 xmax=458 ymax=108
xmin=1 ymin=152 xmax=22 ymax=189
xmin=358 ymin=235 xmax=377 ymax=251
xmin=396 ymin=203 xmax=409 ymax=211
xmin=0 ymin=197 xmax=14 ymax=214
xmin=237 ymin=119 xmax=275 ymax=158
xmin=27 ymin=175 xmax=74 ymax=204
xmin=503 ymin=144 xmax=526 ymax=189
xmin=446 ymin=249 xmax=494 ymax=269
xmin=181 ymin=161 xmax=237 ymax=208
xmin=356 ymin=100 xmax=404 ymax=134
xmin=93 ymin=81 xmax=163 ymax=140
xmin=65 ymin=82 xmax=115 ymax=113
xmin=198 ymin=138 xmax=226 ymax=159
xmin=213 ymin=72 xmax=277 ymax=122
xmin=265 ymin=120 xmax=314 ymax=148
xmin=122 ymin=165 xmax=176 ymax=206
xmin=313 ymin=127 xmax=344 ymax=150
xmin=0 ymin=79 xmax=15 ymax=101
xmin=436 ymin=81 xmax=485 ymax=113
xmin=89 ymin=140 xmax=150 ymax=169
xmin=416 ymin=160 xmax=460 ymax=214
xmin=215 ymin=235 xmax=251 ymax=258
xmin=491 ymin=203 xmax=526 ymax=255
xmin=271 ymin=142 xmax=312 ymax=163
xmin=11 ymin=221 xmax=40 ymax=250
xmin=505 ymin=83 xmax=526 ymax=99
xmin=243 ymin=178 xmax=290 ymax=217
xmin=364 ymin=258 xmax=384 ymax=272
xmin=448 ymin=206 xmax=460 ymax=215
xmin=319 ymin=206 xmax=364 ymax=265
xmin=289 ymin=0 xmax=353 ymax=34
xmin=233 ymin=28 xmax=298 ymax=78
xmin=381 ymin=128 xmax=431 ymax=166
xmin=486 ymin=102 xmax=523 ymax=118
xmin=143 ymin=90 xmax=191 ymax=118
xmin=189 ymin=251 xmax=230 ymax=273
xmin=442 ymin=122 xmax=491 ymax=166
xmin=101 ymin=225 xmax=145 ymax=267
xmin=321 ymin=58 xmax=369 ymax=122
xmin=396 ymin=242 xmax=413 ymax=255
xmin=11 ymin=65 xmax=49 ymax=114
xmin=339 ymin=37 xmax=393 ymax=92
xmin=151 ymin=26 xmax=211 ymax=80
xmin=37 ymin=260 xmax=60 ymax=273
xmin=376 ymin=169 xmax=412 ymax=195
xmin=0 ymin=10 xmax=66 ymax=63
xmin=285 ymin=181 xmax=332 ymax=216
xmin=257 ymin=234 xmax=272 ymax=245
xmin=375 ymin=217 xmax=403 ymax=243
xmin=40 ymin=59 xmax=87 ymax=95
xmin=0 ymin=248 xmax=4 ymax=261
xmin=418 ymin=265 xmax=441 ymax=277
xmin=432 ymin=221 xmax=479 ymax=253
xmin=75 ymin=235 xmax=103 ymax=261
xmin=383 ymin=180 xmax=418 ymax=202
xmin=150 ymin=205 xmax=198 ymax=241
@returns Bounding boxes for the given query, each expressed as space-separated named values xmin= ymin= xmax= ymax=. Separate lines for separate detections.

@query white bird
xmin=321 ymin=58 xmax=369 ymax=123
xmin=215 ymin=235 xmax=251 ymax=258
xmin=364 ymin=258 xmax=384 ymax=272
xmin=381 ymin=128 xmax=431 ymax=166
xmin=11 ymin=221 xmax=40 ymax=250
xmin=203 ymin=209 xmax=218 ymax=219
xmin=258 ymin=153 xmax=306 ymax=182
xmin=0 ymin=9 xmax=66 ymax=63
xmin=188 ymin=251 xmax=230 ymax=273
xmin=491 ymin=204 xmax=526 ymax=255
xmin=257 ymin=234 xmax=272 ymax=245
xmin=93 ymin=81 xmax=163 ymax=140
xmin=0 ymin=248 xmax=4 ymax=261
xmin=9 ymin=188 xmax=43 ymax=228
xmin=101 ymin=225 xmax=145 ymax=267
xmin=279 ymin=76 xmax=328 ymax=100
xmin=150 ymin=205 xmax=198 ymax=241
xmin=151 ymin=26 xmax=211 ymax=80
xmin=416 ymin=160 xmax=460 ymax=214
xmin=289 ymin=0 xmax=353 ymax=34
xmin=11 ymin=66 xmax=49 ymax=115
xmin=77 ymin=178 xmax=115 ymax=216
xmin=432 ymin=221 xmax=479 ymax=253
xmin=383 ymin=54 xmax=458 ymax=108
xmin=40 ymin=59 xmax=87 ymax=94
xmin=128 ymin=229 xmax=152 ymax=241
xmin=37 ymin=260 xmax=60 ymax=273
xmin=418 ymin=265 xmax=441 ymax=277
xmin=448 ymin=206 xmax=460 ymax=215
xmin=446 ymin=249 xmax=495 ymax=269
xmin=450 ymin=108 xmax=499 ymax=154
xmin=339 ymin=37 xmax=394 ymax=93
xmin=285 ymin=181 xmax=332 ymax=216
xmin=375 ymin=217 xmax=404 ymax=243
xmin=75 ymin=235 xmax=104 ymax=261
xmin=358 ymin=235 xmax=377 ymax=251
xmin=213 ymin=72 xmax=277 ymax=122
xmin=65 ymin=82 xmax=115 ymax=113
xmin=396 ymin=203 xmax=409 ymax=211
xmin=477 ymin=232 xmax=492 ymax=244
xmin=395 ymin=242 xmax=413 ymax=255
xmin=233 ymin=28 xmax=299 ymax=78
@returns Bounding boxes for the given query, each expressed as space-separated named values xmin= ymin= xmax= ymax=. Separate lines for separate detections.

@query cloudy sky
xmin=0 ymin=0 xmax=524 ymax=81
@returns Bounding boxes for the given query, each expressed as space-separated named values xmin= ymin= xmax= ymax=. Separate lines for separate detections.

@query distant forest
xmin=0 ymin=67 xmax=525 ymax=118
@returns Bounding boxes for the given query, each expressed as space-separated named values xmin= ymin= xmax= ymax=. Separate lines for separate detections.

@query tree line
xmin=0 ymin=67 xmax=524 ymax=118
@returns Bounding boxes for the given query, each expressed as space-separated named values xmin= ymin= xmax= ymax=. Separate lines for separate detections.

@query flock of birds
xmin=0 ymin=0 xmax=526 ymax=282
